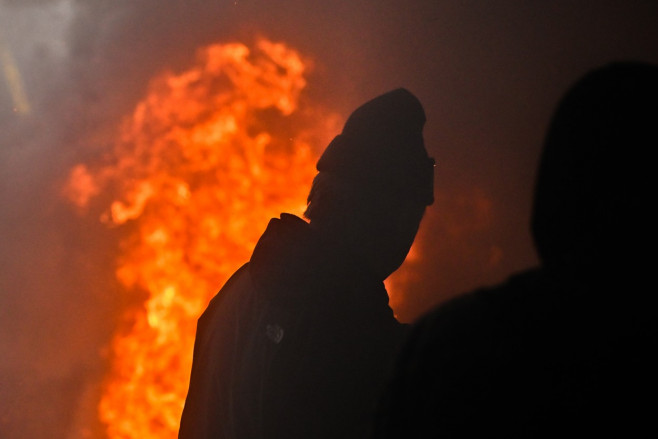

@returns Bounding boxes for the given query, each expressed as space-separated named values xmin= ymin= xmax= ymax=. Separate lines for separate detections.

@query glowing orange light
xmin=65 ymin=38 xmax=340 ymax=439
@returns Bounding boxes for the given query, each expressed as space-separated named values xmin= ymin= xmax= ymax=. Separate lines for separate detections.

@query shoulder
xmin=199 ymin=263 xmax=254 ymax=325
xmin=403 ymin=269 xmax=547 ymax=362
xmin=422 ymin=269 xmax=540 ymax=323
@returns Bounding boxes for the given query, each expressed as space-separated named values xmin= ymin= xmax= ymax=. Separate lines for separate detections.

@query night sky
xmin=1 ymin=1 xmax=657 ymax=437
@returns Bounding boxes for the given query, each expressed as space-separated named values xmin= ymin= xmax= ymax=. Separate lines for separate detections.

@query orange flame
xmin=65 ymin=38 xmax=340 ymax=438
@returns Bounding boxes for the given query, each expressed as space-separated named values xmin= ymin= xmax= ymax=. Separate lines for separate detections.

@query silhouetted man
xmin=373 ymin=62 xmax=658 ymax=437
xmin=179 ymin=89 xmax=435 ymax=439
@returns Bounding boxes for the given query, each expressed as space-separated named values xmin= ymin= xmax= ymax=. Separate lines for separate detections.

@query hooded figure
xmin=372 ymin=62 xmax=658 ymax=438
xmin=179 ymin=89 xmax=434 ymax=439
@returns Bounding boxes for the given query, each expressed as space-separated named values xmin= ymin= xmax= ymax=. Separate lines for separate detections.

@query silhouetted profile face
xmin=531 ymin=61 xmax=658 ymax=271
xmin=305 ymin=88 xmax=434 ymax=280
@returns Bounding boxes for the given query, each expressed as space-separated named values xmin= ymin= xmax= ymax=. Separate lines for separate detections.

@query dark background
xmin=1 ymin=1 xmax=657 ymax=437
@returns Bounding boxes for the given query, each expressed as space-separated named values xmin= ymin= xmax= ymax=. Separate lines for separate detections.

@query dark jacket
xmin=179 ymin=214 xmax=405 ymax=439
xmin=373 ymin=267 xmax=655 ymax=437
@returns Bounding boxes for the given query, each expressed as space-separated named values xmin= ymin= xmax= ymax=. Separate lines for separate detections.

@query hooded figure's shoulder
xmin=397 ymin=267 xmax=578 ymax=376
xmin=414 ymin=269 xmax=543 ymax=331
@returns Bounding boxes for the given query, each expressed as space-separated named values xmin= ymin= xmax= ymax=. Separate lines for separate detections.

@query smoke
xmin=1 ymin=0 xmax=657 ymax=437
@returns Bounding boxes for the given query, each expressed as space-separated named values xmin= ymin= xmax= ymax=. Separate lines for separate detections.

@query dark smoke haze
xmin=1 ymin=1 xmax=657 ymax=437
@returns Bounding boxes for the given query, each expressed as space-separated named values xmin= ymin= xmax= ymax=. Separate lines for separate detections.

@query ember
xmin=65 ymin=38 xmax=340 ymax=439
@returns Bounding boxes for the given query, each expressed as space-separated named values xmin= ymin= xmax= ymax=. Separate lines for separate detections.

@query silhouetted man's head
xmin=531 ymin=61 xmax=658 ymax=271
xmin=305 ymin=88 xmax=434 ymax=280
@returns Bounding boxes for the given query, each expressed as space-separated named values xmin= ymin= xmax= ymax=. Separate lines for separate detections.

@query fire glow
xmin=65 ymin=38 xmax=341 ymax=438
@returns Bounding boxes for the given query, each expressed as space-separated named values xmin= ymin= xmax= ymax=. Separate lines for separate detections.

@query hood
xmin=316 ymin=88 xmax=434 ymax=205
xmin=531 ymin=61 xmax=658 ymax=270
